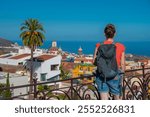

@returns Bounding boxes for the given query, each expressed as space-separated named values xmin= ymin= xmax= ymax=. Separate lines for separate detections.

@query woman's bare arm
xmin=121 ymin=52 xmax=125 ymax=72
xmin=93 ymin=47 xmax=98 ymax=63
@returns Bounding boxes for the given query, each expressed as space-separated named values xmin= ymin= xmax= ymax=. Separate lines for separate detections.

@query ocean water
xmin=15 ymin=40 xmax=150 ymax=57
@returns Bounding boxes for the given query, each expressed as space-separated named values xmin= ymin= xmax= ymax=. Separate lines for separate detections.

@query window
xmin=18 ymin=62 xmax=23 ymax=65
xmin=88 ymin=77 xmax=92 ymax=80
xmin=88 ymin=67 xmax=90 ymax=71
xmin=85 ymin=68 xmax=87 ymax=71
xmin=81 ymin=61 xmax=84 ymax=63
xmin=40 ymin=73 xmax=47 ymax=81
xmin=80 ymin=67 xmax=83 ymax=71
xmin=51 ymin=64 xmax=59 ymax=71
xmin=47 ymin=76 xmax=59 ymax=82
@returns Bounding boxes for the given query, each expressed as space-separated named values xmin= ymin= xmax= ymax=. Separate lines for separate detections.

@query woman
xmin=93 ymin=24 xmax=125 ymax=100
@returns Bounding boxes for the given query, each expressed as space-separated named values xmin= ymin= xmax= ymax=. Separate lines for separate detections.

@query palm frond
xmin=38 ymin=32 xmax=45 ymax=40
xmin=20 ymin=18 xmax=46 ymax=48
xmin=20 ymin=26 xmax=29 ymax=31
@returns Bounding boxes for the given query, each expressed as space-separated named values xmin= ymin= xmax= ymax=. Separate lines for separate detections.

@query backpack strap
xmin=96 ymin=42 xmax=103 ymax=52
xmin=97 ymin=41 xmax=117 ymax=50
xmin=113 ymin=41 xmax=119 ymax=45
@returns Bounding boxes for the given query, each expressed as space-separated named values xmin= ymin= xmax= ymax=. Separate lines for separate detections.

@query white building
xmin=26 ymin=54 xmax=62 ymax=82
xmin=74 ymin=56 xmax=93 ymax=64
xmin=0 ymin=48 xmax=62 ymax=83
xmin=0 ymin=47 xmax=44 ymax=66
xmin=0 ymin=72 xmax=28 ymax=98
xmin=0 ymin=53 xmax=31 ymax=66
xmin=125 ymin=60 xmax=140 ymax=70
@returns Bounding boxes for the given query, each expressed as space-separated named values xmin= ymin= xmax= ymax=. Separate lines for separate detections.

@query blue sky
xmin=0 ymin=0 xmax=150 ymax=42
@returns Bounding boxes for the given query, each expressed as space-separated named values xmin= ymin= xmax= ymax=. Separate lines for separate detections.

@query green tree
xmin=59 ymin=64 xmax=70 ymax=80
xmin=0 ymin=73 xmax=11 ymax=99
xmin=20 ymin=19 xmax=45 ymax=95
xmin=0 ymin=83 xmax=5 ymax=99
xmin=4 ymin=73 xmax=11 ymax=99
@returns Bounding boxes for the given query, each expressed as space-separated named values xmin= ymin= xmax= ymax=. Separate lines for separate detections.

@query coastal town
xmin=0 ymin=37 xmax=150 ymax=99
xmin=0 ymin=1 xmax=150 ymax=117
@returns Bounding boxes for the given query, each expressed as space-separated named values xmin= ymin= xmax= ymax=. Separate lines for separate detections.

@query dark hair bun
xmin=104 ymin=24 xmax=116 ymax=38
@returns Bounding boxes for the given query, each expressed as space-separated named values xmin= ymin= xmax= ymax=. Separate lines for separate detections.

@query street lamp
xmin=141 ymin=62 xmax=144 ymax=67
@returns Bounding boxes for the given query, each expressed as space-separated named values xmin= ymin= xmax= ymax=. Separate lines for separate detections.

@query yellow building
xmin=148 ymin=84 xmax=150 ymax=96
xmin=72 ymin=63 xmax=95 ymax=83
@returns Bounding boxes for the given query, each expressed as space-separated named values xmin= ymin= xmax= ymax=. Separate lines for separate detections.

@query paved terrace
xmin=0 ymin=65 xmax=150 ymax=100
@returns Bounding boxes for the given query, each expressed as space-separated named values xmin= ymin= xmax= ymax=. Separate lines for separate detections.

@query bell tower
xmin=52 ymin=41 xmax=57 ymax=47
xmin=78 ymin=46 xmax=83 ymax=56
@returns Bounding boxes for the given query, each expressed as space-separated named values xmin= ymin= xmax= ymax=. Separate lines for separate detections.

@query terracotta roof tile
xmin=0 ymin=64 xmax=24 ymax=73
xmin=10 ymin=54 xmax=30 ymax=59
xmin=62 ymin=55 xmax=67 ymax=60
xmin=35 ymin=55 xmax=55 ymax=61
xmin=74 ymin=57 xmax=93 ymax=62
xmin=49 ymin=47 xmax=58 ymax=51
xmin=62 ymin=62 xmax=76 ymax=71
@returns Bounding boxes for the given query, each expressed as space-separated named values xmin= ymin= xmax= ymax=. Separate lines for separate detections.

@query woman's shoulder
xmin=115 ymin=42 xmax=125 ymax=47
xmin=115 ymin=42 xmax=125 ymax=50
xmin=96 ymin=43 xmax=100 ymax=48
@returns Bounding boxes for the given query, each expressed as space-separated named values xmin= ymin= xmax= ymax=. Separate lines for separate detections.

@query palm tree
xmin=20 ymin=19 xmax=45 ymax=96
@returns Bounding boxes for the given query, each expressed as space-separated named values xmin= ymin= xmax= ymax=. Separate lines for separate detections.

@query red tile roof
xmin=138 ymin=59 xmax=149 ymax=62
xmin=0 ymin=64 xmax=24 ymax=73
xmin=74 ymin=57 xmax=93 ymax=62
xmin=49 ymin=47 xmax=58 ymax=51
xmin=62 ymin=55 xmax=67 ymax=60
xmin=62 ymin=62 xmax=76 ymax=71
xmin=36 ymin=55 xmax=55 ymax=61
xmin=10 ymin=54 xmax=30 ymax=59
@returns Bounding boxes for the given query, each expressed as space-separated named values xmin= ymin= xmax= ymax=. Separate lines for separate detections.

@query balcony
xmin=0 ymin=65 xmax=150 ymax=100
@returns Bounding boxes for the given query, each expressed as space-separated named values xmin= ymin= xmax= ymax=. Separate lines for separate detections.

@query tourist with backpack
xmin=93 ymin=24 xmax=125 ymax=100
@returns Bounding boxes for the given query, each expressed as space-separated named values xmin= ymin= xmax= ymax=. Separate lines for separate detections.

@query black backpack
xmin=95 ymin=42 xmax=118 ymax=82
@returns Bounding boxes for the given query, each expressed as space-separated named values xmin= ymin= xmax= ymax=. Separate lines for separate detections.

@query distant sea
xmin=14 ymin=40 xmax=150 ymax=57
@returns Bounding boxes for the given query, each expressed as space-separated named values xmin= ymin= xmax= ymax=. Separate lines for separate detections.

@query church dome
xmin=78 ymin=46 xmax=82 ymax=52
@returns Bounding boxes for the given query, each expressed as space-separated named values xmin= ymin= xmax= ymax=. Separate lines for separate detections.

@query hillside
xmin=0 ymin=37 xmax=14 ymax=47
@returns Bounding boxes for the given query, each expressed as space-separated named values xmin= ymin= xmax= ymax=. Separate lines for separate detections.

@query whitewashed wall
xmin=0 ymin=73 xmax=28 ymax=98
xmin=27 ymin=55 xmax=61 ymax=81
